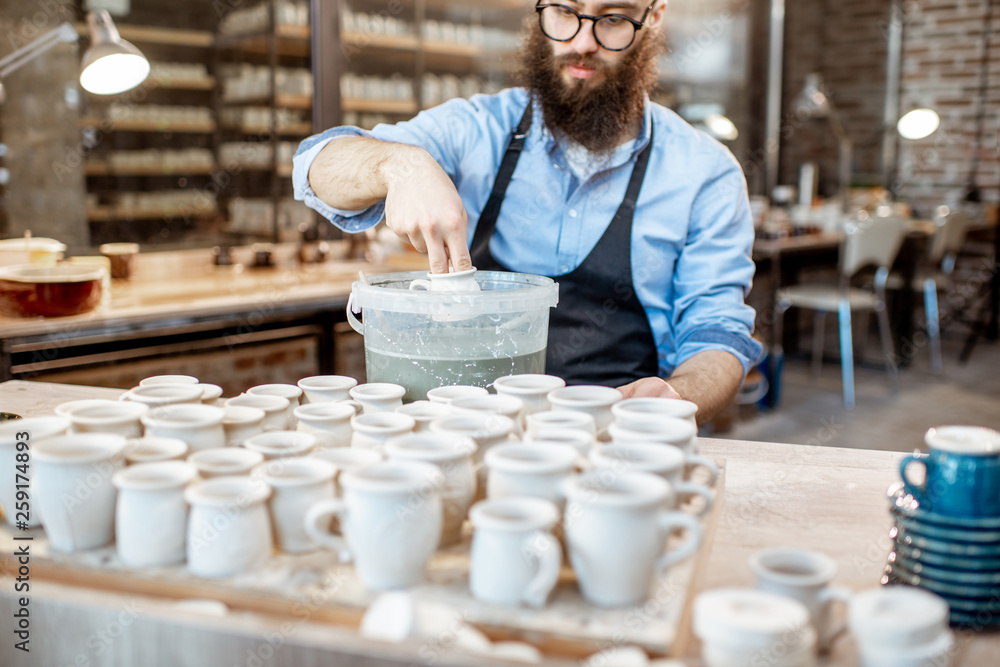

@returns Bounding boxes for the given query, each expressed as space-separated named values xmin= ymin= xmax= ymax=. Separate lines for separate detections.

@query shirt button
xmin=568 ymin=209 xmax=578 ymax=218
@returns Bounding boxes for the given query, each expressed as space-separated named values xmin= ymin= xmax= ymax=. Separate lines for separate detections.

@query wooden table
xmin=0 ymin=381 xmax=997 ymax=666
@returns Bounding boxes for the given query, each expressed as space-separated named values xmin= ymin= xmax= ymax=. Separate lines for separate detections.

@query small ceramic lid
xmin=692 ymin=588 xmax=811 ymax=651
xmin=848 ymin=586 xmax=949 ymax=647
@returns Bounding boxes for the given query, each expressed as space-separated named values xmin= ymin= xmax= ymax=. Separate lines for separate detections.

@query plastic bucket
xmin=348 ymin=271 xmax=559 ymax=401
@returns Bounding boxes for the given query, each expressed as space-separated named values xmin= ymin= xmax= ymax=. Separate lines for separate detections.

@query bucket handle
xmin=346 ymin=293 xmax=363 ymax=335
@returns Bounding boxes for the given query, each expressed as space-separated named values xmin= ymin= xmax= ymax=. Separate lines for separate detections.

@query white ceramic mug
xmin=546 ymin=386 xmax=621 ymax=439
xmin=294 ymin=402 xmax=355 ymax=448
xmin=613 ymin=397 xmax=699 ymax=431
xmin=450 ymin=394 xmax=526 ymax=435
xmin=492 ymin=374 xmax=566 ymax=416
xmin=32 ymin=433 xmax=127 ymax=552
xmin=408 ymin=267 xmax=479 ymax=292
xmin=350 ymin=383 xmax=406 ymax=414
xmin=124 ymin=436 xmax=189 ymax=465
xmin=395 ymin=401 xmax=452 ymax=433
xmin=426 ymin=385 xmax=488 ymax=405
xmin=140 ymin=404 xmax=226 ymax=452
xmin=588 ymin=443 xmax=717 ymax=516
xmin=429 ymin=413 xmax=516 ymax=497
xmin=113 ymin=461 xmax=197 ymax=567
xmin=309 ymin=448 xmax=382 ymax=493
xmin=197 ymin=383 xmax=224 ymax=405
xmin=66 ymin=401 xmax=148 ymax=438
xmin=351 ymin=412 xmax=415 ymax=450
xmin=608 ymin=415 xmax=698 ymax=456
xmin=225 ymin=394 xmax=291 ymax=432
xmin=245 ymin=431 xmax=317 ymax=460
xmin=0 ymin=416 xmax=69 ymax=528
xmin=305 ymin=460 xmax=445 ymax=590
xmin=248 ymin=384 xmax=304 ymax=428
xmin=469 ymin=497 xmax=562 ymax=608
xmin=123 ymin=384 xmax=204 ymax=408
xmin=525 ymin=410 xmax=597 ymax=438
xmin=485 ymin=443 xmax=578 ymax=507
xmin=297 ymin=375 xmax=358 ymax=404
xmin=384 ymin=433 xmax=477 ymax=547
xmin=563 ymin=470 xmax=702 ymax=607
xmin=140 ymin=374 xmax=199 ymax=387
xmin=255 ymin=457 xmax=336 ymax=553
xmin=185 ymin=475 xmax=272 ymax=578
xmin=750 ymin=548 xmax=852 ymax=652
xmin=188 ymin=447 xmax=264 ymax=478
xmin=848 ymin=587 xmax=953 ymax=667
xmin=222 ymin=405 xmax=266 ymax=447
xmin=523 ymin=428 xmax=595 ymax=462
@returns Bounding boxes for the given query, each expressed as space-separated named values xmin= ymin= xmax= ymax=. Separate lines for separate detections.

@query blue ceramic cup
xmin=900 ymin=426 xmax=1000 ymax=518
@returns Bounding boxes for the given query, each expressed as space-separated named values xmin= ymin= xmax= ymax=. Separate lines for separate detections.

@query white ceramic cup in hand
xmin=469 ymin=497 xmax=562 ymax=608
xmin=750 ymin=548 xmax=852 ymax=652
xmin=408 ymin=267 xmax=479 ymax=292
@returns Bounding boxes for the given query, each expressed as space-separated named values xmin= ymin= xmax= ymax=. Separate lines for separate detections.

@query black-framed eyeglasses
xmin=535 ymin=2 xmax=655 ymax=52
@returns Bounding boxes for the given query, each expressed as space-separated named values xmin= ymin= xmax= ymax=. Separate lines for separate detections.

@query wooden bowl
xmin=0 ymin=264 xmax=104 ymax=317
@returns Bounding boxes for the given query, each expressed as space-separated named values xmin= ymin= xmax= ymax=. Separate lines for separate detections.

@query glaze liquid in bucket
xmin=349 ymin=271 xmax=558 ymax=402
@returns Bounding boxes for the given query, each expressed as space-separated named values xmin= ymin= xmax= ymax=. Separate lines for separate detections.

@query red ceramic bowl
xmin=0 ymin=264 xmax=104 ymax=317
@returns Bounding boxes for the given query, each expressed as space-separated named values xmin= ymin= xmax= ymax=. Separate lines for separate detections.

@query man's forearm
xmin=666 ymin=350 xmax=745 ymax=424
xmin=307 ymin=135 xmax=423 ymax=211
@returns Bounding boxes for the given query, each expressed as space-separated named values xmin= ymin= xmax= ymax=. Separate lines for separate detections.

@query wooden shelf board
xmin=227 ymin=122 xmax=313 ymax=136
xmin=423 ymin=40 xmax=481 ymax=58
xmin=221 ymin=94 xmax=312 ymax=109
xmin=81 ymin=117 xmax=216 ymax=133
xmin=341 ymin=98 xmax=418 ymax=114
xmin=219 ymin=30 xmax=311 ymax=57
xmin=148 ymin=76 xmax=216 ymax=91
xmin=74 ymin=23 xmax=214 ymax=48
xmin=85 ymin=164 xmax=219 ymax=177
xmin=87 ymin=206 xmax=219 ymax=222
xmin=340 ymin=31 xmax=419 ymax=52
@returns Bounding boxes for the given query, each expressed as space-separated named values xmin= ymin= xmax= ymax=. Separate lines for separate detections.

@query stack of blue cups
xmin=885 ymin=425 xmax=1000 ymax=627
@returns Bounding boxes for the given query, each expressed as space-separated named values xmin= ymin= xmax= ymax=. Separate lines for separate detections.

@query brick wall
xmin=779 ymin=0 xmax=998 ymax=216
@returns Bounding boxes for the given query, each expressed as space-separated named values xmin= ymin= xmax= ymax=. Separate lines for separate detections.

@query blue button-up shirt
xmin=293 ymin=87 xmax=762 ymax=378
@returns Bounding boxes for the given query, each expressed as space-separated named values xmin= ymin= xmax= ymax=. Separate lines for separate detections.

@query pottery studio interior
xmin=1 ymin=0 xmax=999 ymax=665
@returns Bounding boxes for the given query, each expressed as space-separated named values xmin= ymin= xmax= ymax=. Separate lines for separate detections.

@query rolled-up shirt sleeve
xmin=668 ymin=150 xmax=762 ymax=377
xmin=293 ymin=98 xmax=481 ymax=233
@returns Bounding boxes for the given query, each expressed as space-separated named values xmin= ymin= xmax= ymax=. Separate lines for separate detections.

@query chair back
xmin=840 ymin=214 xmax=908 ymax=278
xmin=927 ymin=207 xmax=971 ymax=265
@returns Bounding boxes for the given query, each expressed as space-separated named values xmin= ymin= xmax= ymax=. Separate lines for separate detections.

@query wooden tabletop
xmin=0 ymin=380 xmax=996 ymax=666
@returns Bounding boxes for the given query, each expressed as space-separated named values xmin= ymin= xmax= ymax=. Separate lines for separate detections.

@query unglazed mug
xmin=305 ymin=460 xmax=444 ymax=590
xmin=221 ymin=405 xmax=266 ymax=447
xmin=124 ymin=436 xmax=189 ymax=465
xmin=408 ymin=267 xmax=479 ymax=292
xmin=485 ymin=442 xmax=578 ymax=507
xmin=255 ymin=457 xmax=336 ymax=553
xmin=113 ymin=460 xmax=197 ymax=567
xmin=350 ymin=383 xmax=406 ymax=414
xmin=563 ymin=470 xmax=702 ymax=607
xmin=469 ymin=497 xmax=562 ymax=607
xmin=225 ymin=394 xmax=291 ymax=432
xmin=244 ymin=431 xmax=317 ymax=460
xmin=185 ymin=475 xmax=272 ymax=578
xmin=140 ymin=404 xmax=226 ymax=452
xmin=395 ymin=401 xmax=452 ymax=433
xmin=546 ymin=385 xmax=621 ymax=439
xmin=297 ymin=375 xmax=358 ymax=404
xmin=492 ymin=374 xmax=566 ymax=416
xmin=32 ymin=433 xmax=127 ymax=551
xmin=66 ymin=401 xmax=148 ymax=439
xmin=188 ymin=447 xmax=264 ymax=478
xmin=0 ymin=416 xmax=69 ymax=528
xmin=294 ymin=402 xmax=355 ymax=448
xmin=350 ymin=412 xmax=415 ymax=450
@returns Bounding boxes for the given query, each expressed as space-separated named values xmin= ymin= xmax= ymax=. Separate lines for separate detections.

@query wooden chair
xmin=774 ymin=213 xmax=909 ymax=409
xmin=885 ymin=206 xmax=971 ymax=373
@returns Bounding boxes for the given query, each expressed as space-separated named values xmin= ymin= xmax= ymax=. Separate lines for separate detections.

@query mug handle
xmin=899 ymin=454 xmax=931 ymax=500
xmin=673 ymin=481 xmax=714 ymax=518
xmin=521 ymin=530 xmax=562 ymax=609
xmin=304 ymin=498 xmax=352 ymax=563
xmin=818 ymin=586 xmax=853 ymax=650
xmin=408 ymin=279 xmax=432 ymax=291
xmin=683 ymin=454 xmax=719 ymax=486
xmin=656 ymin=511 xmax=702 ymax=571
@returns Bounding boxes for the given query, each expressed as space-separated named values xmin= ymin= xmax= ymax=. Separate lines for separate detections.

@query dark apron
xmin=470 ymin=104 xmax=659 ymax=387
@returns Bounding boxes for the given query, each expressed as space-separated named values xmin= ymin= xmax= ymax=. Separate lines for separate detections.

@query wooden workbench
xmin=0 ymin=381 xmax=997 ymax=665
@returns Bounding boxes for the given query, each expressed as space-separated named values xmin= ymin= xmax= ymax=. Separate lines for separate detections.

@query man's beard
xmin=515 ymin=22 xmax=662 ymax=153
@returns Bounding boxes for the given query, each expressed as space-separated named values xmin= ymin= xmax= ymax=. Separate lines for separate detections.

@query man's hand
xmin=383 ymin=148 xmax=473 ymax=274
xmin=617 ymin=377 xmax=683 ymax=400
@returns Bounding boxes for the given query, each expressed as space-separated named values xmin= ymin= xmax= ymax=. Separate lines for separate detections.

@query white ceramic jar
xmin=185 ymin=476 xmax=272 ymax=578
xmin=294 ymin=402 xmax=355 ymax=448
xmin=0 ymin=416 xmax=69 ymax=528
xmin=140 ymin=404 xmax=226 ymax=452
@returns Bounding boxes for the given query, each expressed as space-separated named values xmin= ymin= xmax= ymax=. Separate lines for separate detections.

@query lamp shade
xmin=79 ymin=10 xmax=149 ymax=95
xmin=897 ymin=108 xmax=940 ymax=141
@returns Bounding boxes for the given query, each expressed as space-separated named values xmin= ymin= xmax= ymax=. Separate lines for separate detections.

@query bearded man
xmin=293 ymin=1 xmax=761 ymax=423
